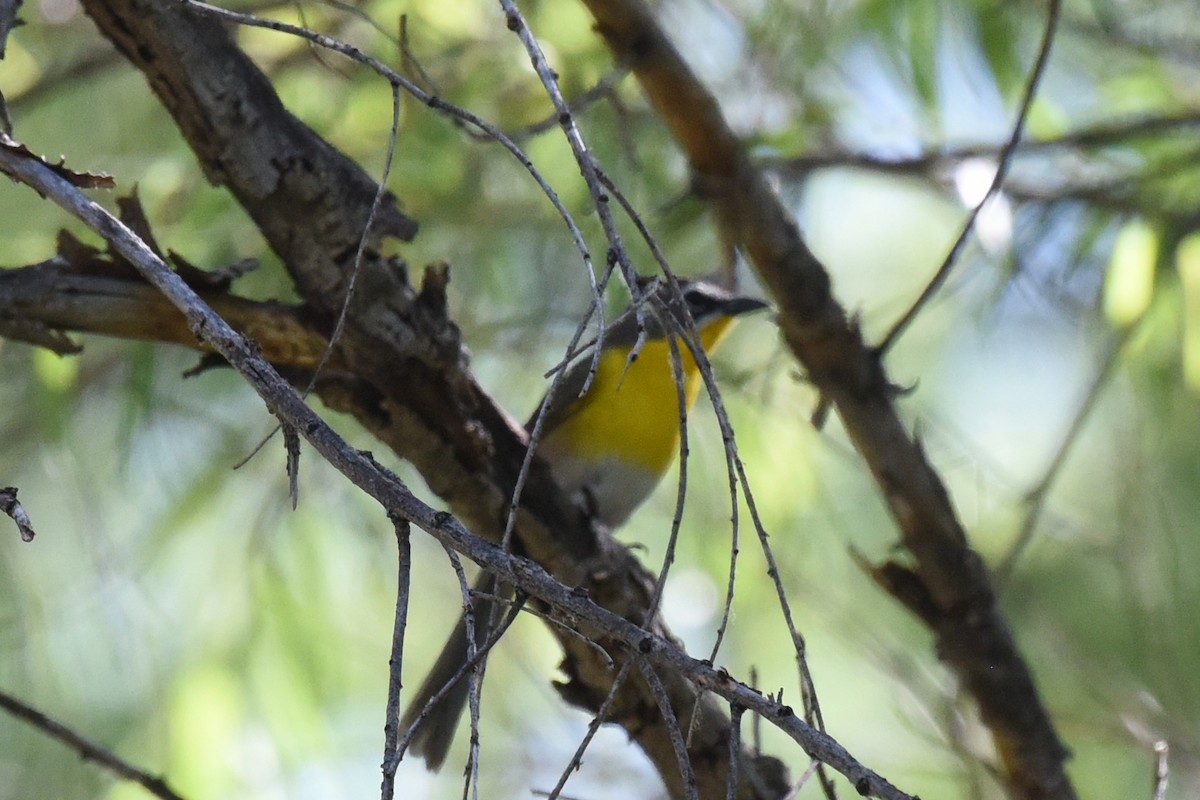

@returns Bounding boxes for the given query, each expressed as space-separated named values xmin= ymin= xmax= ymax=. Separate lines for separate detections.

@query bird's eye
xmin=683 ymin=289 xmax=720 ymax=317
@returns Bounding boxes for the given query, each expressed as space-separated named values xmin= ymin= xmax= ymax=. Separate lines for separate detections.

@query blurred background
xmin=1 ymin=0 xmax=1199 ymax=798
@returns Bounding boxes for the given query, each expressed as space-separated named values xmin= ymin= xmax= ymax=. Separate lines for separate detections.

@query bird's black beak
xmin=723 ymin=296 xmax=771 ymax=317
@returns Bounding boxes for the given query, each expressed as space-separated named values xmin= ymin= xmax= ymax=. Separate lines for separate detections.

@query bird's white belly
xmin=541 ymin=448 xmax=662 ymax=528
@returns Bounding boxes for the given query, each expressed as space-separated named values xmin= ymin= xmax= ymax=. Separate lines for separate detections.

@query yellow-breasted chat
xmin=401 ymin=278 xmax=769 ymax=769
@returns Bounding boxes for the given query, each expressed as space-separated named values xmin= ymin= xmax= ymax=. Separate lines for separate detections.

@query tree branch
xmin=0 ymin=257 xmax=329 ymax=367
xmin=0 ymin=688 xmax=186 ymax=800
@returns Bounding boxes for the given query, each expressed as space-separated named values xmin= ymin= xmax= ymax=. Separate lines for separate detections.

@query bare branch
xmin=725 ymin=706 xmax=743 ymax=800
xmin=877 ymin=0 xmax=1062 ymax=354
xmin=637 ymin=657 xmax=699 ymax=800
xmin=390 ymin=576 xmax=526 ymax=774
xmin=0 ymin=258 xmax=330 ymax=368
xmin=0 ymin=689 xmax=185 ymax=800
xmin=543 ymin=660 xmax=635 ymax=800
xmin=380 ymin=518 xmax=411 ymax=800
xmin=769 ymin=112 xmax=1200 ymax=181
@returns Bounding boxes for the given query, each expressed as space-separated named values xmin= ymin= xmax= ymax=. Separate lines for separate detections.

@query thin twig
xmin=543 ymin=660 xmax=636 ymax=800
xmin=635 ymin=657 xmax=700 ymax=800
xmin=775 ymin=139 xmax=1200 ymax=232
xmin=769 ymin=111 xmax=1200 ymax=179
xmin=495 ymin=0 xmax=646 ymax=357
xmin=397 ymin=15 xmax=436 ymax=93
xmin=659 ymin=306 xmax=705 ymax=754
xmin=234 ymin=70 xmax=403 ymax=470
xmin=495 ymin=0 xmax=640 ymax=298
xmin=0 ymin=689 xmax=185 ymax=800
xmin=995 ymin=325 xmax=1131 ymax=587
xmin=385 ymin=582 xmax=527 ymax=775
xmin=380 ymin=519 xmax=412 ymax=800
xmin=725 ymin=705 xmax=743 ymax=800
xmin=441 ymin=546 xmax=483 ymax=799
xmin=648 ymin=292 xmax=690 ymax=618
xmin=787 ymin=760 xmax=822 ymax=800
xmin=644 ymin=273 xmax=830 ymax=771
xmin=472 ymin=586 xmax=615 ymax=667
xmin=503 ymin=277 xmax=609 ymax=552
xmin=305 ymin=81 xmax=402 ymax=396
xmin=313 ymin=0 xmax=400 ymax=47
xmin=513 ymin=69 xmax=629 ymax=139
xmin=733 ymin=447 xmax=837 ymax=799
xmin=877 ymin=0 xmax=1062 ymax=355
xmin=591 ymin=188 xmax=821 ymax=780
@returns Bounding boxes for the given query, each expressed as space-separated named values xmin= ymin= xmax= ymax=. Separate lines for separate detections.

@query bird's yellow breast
xmin=540 ymin=316 xmax=735 ymax=476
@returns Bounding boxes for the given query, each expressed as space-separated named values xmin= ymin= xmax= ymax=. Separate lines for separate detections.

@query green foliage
xmin=3 ymin=1 xmax=1200 ymax=799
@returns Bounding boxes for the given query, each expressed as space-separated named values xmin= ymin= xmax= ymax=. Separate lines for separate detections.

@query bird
xmin=400 ymin=278 xmax=769 ymax=770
